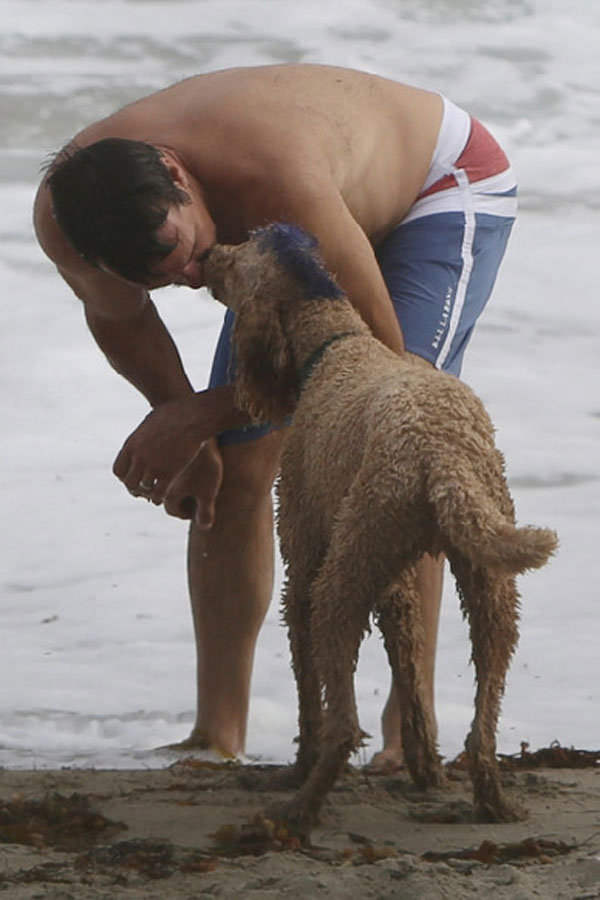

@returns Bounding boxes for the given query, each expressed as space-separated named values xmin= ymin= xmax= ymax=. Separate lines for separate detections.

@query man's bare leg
xmin=369 ymin=552 xmax=444 ymax=772
xmin=182 ymin=431 xmax=284 ymax=757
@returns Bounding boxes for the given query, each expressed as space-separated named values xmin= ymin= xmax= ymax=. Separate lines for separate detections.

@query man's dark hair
xmin=46 ymin=138 xmax=190 ymax=283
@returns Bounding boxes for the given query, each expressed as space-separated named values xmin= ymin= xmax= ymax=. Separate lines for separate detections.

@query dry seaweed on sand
xmin=76 ymin=838 xmax=220 ymax=880
xmin=212 ymin=815 xmax=303 ymax=856
xmin=0 ymin=791 xmax=126 ymax=851
xmin=447 ymin=741 xmax=600 ymax=775
xmin=497 ymin=741 xmax=600 ymax=769
xmin=423 ymin=836 xmax=580 ymax=866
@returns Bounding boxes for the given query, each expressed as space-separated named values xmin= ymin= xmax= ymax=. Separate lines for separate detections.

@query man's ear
xmin=158 ymin=148 xmax=189 ymax=191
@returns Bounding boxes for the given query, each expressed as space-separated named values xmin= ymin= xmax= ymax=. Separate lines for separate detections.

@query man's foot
xmin=365 ymin=744 xmax=405 ymax=775
xmin=157 ymin=730 xmax=240 ymax=762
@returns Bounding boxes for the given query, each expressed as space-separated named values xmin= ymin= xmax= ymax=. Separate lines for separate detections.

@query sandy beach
xmin=2 ymin=748 xmax=599 ymax=899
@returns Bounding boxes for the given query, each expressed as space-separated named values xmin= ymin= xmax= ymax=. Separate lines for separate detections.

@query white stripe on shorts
xmin=435 ymin=167 xmax=475 ymax=371
xmin=401 ymin=166 xmax=518 ymax=225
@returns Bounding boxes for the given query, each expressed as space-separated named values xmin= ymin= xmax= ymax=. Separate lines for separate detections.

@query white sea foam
xmin=1 ymin=0 xmax=598 ymax=768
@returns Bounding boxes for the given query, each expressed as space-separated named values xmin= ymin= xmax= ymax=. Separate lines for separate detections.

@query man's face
xmin=146 ymin=200 xmax=216 ymax=290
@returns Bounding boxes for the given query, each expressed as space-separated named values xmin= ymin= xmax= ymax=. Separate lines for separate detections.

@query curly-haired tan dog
xmin=204 ymin=223 xmax=558 ymax=836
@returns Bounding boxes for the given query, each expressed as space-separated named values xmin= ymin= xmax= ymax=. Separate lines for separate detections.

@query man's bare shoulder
xmin=34 ymin=174 xmax=70 ymax=263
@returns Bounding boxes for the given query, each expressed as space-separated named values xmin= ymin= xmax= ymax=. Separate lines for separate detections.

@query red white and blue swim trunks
xmin=376 ymin=95 xmax=517 ymax=376
xmin=209 ymin=96 xmax=517 ymax=444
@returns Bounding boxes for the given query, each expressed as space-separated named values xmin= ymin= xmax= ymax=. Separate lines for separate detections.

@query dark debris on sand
xmin=446 ymin=741 xmax=600 ymax=775
xmin=423 ymin=835 xmax=580 ymax=866
xmin=0 ymin=791 xmax=126 ymax=851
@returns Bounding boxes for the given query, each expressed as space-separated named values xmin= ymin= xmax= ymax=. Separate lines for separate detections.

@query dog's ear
xmin=232 ymin=292 xmax=299 ymax=425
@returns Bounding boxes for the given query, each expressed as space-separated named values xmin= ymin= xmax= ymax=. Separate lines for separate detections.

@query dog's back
xmin=281 ymin=338 xmax=557 ymax=577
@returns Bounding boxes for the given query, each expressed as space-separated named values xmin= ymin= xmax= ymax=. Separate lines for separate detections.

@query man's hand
xmin=113 ymin=395 xmax=213 ymax=504
xmin=164 ymin=439 xmax=224 ymax=530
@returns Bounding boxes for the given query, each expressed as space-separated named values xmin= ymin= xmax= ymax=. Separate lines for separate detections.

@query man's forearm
xmin=85 ymin=299 xmax=194 ymax=406
xmin=179 ymin=384 xmax=252 ymax=438
xmin=85 ymin=295 xmax=253 ymax=497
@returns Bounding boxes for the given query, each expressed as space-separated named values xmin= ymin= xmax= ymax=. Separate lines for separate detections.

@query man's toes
xmin=365 ymin=748 xmax=406 ymax=775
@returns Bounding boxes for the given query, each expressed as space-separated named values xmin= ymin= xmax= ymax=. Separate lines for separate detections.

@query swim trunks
xmin=208 ymin=96 xmax=517 ymax=445
xmin=376 ymin=96 xmax=517 ymax=375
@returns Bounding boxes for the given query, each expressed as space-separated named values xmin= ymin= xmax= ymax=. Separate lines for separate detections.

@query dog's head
xmin=204 ymin=223 xmax=344 ymax=423
xmin=204 ymin=223 xmax=343 ymax=310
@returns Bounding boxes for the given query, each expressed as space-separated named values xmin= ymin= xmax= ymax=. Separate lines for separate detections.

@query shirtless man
xmin=34 ymin=64 xmax=517 ymax=769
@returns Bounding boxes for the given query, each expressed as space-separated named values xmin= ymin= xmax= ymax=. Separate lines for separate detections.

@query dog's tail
xmin=429 ymin=471 xmax=558 ymax=574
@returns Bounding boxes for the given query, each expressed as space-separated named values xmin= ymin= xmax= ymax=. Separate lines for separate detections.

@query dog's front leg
xmin=278 ymin=488 xmax=329 ymax=786
xmin=264 ymin=663 xmax=363 ymax=841
xmin=283 ymin=577 xmax=324 ymax=785
xmin=268 ymin=531 xmax=376 ymax=833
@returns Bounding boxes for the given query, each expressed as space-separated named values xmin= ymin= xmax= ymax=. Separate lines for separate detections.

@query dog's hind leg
xmin=449 ymin=553 xmax=523 ymax=821
xmin=377 ymin=568 xmax=444 ymax=789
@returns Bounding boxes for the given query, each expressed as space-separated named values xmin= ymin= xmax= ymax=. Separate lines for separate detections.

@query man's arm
xmin=242 ymin=167 xmax=405 ymax=356
xmin=35 ymin=181 xmax=197 ymax=407
xmin=59 ymin=267 xmax=248 ymax=498
xmin=34 ymin=188 xmax=247 ymax=500
xmin=313 ymin=212 xmax=406 ymax=356
xmin=83 ymin=292 xmax=194 ymax=407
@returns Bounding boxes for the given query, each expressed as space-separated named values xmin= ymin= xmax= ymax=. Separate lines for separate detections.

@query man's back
xmin=72 ymin=64 xmax=443 ymax=242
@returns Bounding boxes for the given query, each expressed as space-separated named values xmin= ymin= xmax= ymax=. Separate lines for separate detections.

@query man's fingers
xmin=195 ymin=496 xmax=216 ymax=530
xmin=164 ymin=484 xmax=195 ymax=519
xmin=189 ymin=477 xmax=219 ymax=530
xmin=163 ymin=495 xmax=196 ymax=520
xmin=112 ymin=432 xmax=164 ymax=500
xmin=179 ymin=496 xmax=196 ymax=518
xmin=163 ymin=475 xmax=216 ymax=527
xmin=116 ymin=456 xmax=161 ymax=500
xmin=112 ymin=439 xmax=146 ymax=491
xmin=148 ymin=475 xmax=169 ymax=505
xmin=112 ymin=445 xmax=130 ymax=480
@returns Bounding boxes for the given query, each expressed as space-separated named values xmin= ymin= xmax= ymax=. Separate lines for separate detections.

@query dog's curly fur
xmin=205 ymin=223 xmax=558 ymax=836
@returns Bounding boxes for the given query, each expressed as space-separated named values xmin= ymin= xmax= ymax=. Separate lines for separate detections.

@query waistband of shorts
xmin=418 ymin=96 xmax=512 ymax=199
xmin=391 ymin=96 xmax=517 ymax=225
xmin=419 ymin=96 xmax=471 ymax=194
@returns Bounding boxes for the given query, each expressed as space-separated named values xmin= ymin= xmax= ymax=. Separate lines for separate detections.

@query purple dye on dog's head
xmin=254 ymin=223 xmax=344 ymax=301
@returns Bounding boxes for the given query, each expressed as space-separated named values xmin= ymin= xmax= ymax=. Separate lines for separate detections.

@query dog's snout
xmin=204 ymin=246 xmax=249 ymax=313
xmin=204 ymin=245 xmax=235 ymax=298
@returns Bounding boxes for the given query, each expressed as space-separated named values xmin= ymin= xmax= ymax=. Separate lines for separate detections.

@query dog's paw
xmin=212 ymin=813 xmax=304 ymax=855
xmin=273 ymin=765 xmax=309 ymax=789
xmin=475 ymin=797 xmax=527 ymax=823
xmin=263 ymin=800 xmax=317 ymax=844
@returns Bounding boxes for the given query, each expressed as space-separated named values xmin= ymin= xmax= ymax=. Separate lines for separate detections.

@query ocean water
xmin=1 ymin=0 xmax=598 ymax=768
